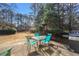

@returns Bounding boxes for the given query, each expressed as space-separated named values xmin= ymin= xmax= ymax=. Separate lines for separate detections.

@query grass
xmin=0 ymin=32 xmax=34 ymax=49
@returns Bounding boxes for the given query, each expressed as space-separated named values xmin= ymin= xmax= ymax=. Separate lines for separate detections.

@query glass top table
xmin=31 ymin=36 xmax=46 ymax=41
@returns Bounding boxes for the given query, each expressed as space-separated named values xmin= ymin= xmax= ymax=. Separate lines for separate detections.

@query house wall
xmin=69 ymin=40 xmax=79 ymax=53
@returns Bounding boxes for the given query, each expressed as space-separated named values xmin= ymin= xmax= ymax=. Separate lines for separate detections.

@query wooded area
xmin=0 ymin=3 xmax=79 ymax=34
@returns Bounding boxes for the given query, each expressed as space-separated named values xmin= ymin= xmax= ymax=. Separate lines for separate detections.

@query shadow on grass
xmin=38 ymin=44 xmax=54 ymax=56
xmin=27 ymin=44 xmax=55 ymax=56
xmin=27 ymin=51 xmax=42 ymax=56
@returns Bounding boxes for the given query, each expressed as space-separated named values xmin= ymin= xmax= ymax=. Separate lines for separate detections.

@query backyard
xmin=0 ymin=32 xmax=79 ymax=56
xmin=0 ymin=3 xmax=79 ymax=56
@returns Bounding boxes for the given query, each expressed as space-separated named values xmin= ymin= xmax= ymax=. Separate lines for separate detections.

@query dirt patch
xmin=0 ymin=32 xmax=34 ymax=48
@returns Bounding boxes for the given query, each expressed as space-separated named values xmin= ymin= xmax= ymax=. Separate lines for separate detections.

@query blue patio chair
xmin=25 ymin=36 xmax=38 ymax=55
xmin=0 ymin=48 xmax=12 ymax=56
xmin=34 ymin=33 xmax=40 ymax=41
xmin=41 ymin=33 xmax=52 ymax=44
xmin=38 ymin=33 xmax=52 ymax=51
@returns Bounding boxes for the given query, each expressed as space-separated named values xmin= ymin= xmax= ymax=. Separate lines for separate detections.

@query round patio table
xmin=31 ymin=36 xmax=46 ymax=50
xmin=31 ymin=36 xmax=46 ymax=41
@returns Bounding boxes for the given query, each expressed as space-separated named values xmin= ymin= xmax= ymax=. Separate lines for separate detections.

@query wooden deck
xmin=0 ymin=41 xmax=79 ymax=56
xmin=0 ymin=32 xmax=79 ymax=56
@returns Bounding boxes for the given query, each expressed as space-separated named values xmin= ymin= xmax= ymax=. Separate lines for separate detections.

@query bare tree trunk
xmin=69 ymin=3 xmax=73 ymax=31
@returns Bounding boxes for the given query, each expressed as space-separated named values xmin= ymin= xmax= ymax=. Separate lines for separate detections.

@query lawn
xmin=0 ymin=32 xmax=34 ymax=49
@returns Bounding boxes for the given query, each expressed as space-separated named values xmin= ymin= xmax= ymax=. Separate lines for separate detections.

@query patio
xmin=0 ymin=32 xmax=79 ymax=56
xmin=0 ymin=40 xmax=79 ymax=56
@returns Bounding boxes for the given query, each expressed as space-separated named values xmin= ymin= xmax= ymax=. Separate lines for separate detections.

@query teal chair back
xmin=45 ymin=33 xmax=52 ymax=42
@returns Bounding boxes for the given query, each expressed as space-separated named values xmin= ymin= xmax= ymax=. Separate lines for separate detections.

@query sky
xmin=15 ymin=3 xmax=33 ymax=15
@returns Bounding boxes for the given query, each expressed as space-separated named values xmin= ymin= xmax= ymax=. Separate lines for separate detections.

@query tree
xmin=32 ymin=3 xmax=79 ymax=32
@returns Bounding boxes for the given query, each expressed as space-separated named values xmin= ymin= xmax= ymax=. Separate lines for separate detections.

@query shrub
xmin=48 ymin=29 xmax=61 ymax=34
xmin=0 ymin=28 xmax=16 ymax=35
xmin=30 ymin=30 xmax=36 ymax=33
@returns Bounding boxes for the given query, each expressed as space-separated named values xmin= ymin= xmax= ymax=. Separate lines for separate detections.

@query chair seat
xmin=41 ymin=33 xmax=52 ymax=44
xmin=41 ymin=40 xmax=49 ymax=44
